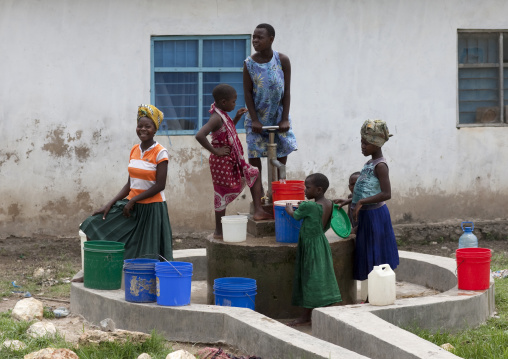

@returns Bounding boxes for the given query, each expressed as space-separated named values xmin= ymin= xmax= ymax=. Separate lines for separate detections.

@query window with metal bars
xmin=458 ymin=31 xmax=508 ymax=126
xmin=151 ymin=35 xmax=250 ymax=135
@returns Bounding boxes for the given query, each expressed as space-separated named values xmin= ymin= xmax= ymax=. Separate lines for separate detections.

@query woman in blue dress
xmin=243 ymin=23 xmax=298 ymax=191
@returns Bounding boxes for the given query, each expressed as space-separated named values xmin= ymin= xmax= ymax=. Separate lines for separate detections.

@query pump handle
xmin=261 ymin=125 xmax=280 ymax=131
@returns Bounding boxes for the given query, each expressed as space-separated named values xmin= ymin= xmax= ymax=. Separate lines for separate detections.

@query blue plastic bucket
xmin=156 ymin=262 xmax=193 ymax=306
xmin=273 ymin=200 xmax=302 ymax=243
xmin=214 ymin=277 xmax=257 ymax=310
xmin=124 ymin=259 xmax=158 ymax=303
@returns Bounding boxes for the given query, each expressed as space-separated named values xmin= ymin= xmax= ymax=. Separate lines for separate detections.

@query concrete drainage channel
xmin=71 ymin=249 xmax=494 ymax=359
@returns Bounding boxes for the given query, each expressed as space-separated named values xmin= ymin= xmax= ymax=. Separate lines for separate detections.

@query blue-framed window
xmin=151 ymin=35 xmax=250 ymax=135
xmin=458 ymin=31 xmax=508 ymax=126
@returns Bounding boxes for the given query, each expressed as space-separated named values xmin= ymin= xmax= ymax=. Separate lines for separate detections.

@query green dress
xmin=292 ymin=201 xmax=342 ymax=308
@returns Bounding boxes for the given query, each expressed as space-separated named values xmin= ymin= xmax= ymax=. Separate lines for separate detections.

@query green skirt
xmin=80 ymin=199 xmax=173 ymax=260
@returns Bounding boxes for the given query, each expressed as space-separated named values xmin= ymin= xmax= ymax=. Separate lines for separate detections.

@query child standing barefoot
xmin=285 ymin=173 xmax=341 ymax=326
xmin=335 ymin=119 xmax=399 ymax=298
xmin=195 ymin=84 xmax=271 ymax=239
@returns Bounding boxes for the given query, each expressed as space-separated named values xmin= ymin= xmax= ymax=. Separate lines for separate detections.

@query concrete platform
xmin=206 ymin=232 xmax=355 ymax=318
xmin=71 ymin=249 xmax=494 ymax=359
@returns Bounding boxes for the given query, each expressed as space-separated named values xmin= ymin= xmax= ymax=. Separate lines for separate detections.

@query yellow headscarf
xmin=360 ymin=119 xmax=393 ymax=147
xmin=137 ymin=104 xmax=164 ymax=131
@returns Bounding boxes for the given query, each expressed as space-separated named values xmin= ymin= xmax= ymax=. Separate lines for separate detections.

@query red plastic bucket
xmin=456 ymin=248 xmax=492 ymax=290
xmin=272 ymin=180 xmax=305 ymax=203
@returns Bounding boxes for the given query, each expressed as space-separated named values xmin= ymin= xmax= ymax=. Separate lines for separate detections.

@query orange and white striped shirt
xmin=127 ymin=142 xmax=169 ymax=204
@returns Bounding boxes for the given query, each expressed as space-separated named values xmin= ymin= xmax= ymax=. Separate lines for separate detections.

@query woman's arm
xmin=93 ymin=178 xmax=131 ymax=219
xmin=123 ymin=160 xmax=169 ymax=217
xmin=243 ymin=63 xmax=263 ymax=133
xmin=195 ymin=114 xmax=229 ymax=156
xmin=333 ymin=198 xmax=352 ymax=208
xmin=279 ymin=53 xmax=291 ymax=132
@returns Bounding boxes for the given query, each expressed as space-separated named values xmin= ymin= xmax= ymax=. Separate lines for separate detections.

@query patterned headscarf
xmin=137 ymin=104 xmax=164 ymax=131
xmin=360 ymin=119 xmax=392 ymax=147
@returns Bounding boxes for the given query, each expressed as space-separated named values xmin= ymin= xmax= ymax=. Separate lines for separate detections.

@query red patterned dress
xmin=208 ymin=104 xmax=259 ymax=211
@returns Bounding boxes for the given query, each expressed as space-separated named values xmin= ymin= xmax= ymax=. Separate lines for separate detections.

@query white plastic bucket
xmin=221 ymin=215 xmax=248 ymax=242
xmin=368 ymin=264 xmax=396 ymax=306
xmin=79 ymin=230 xmax=86 ymax=270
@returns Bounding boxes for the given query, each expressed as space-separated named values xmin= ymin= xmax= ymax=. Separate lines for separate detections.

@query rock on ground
xmin=99 ymin=317 xmax=116 ymax=332
xmin=2 ymin=339 xmax=27 ymax=350
xmin=27 ymin=321 xmax=57 ymax=338
xmin=78 ymin=329 xmax=150 ymax=345
xmin=440 ymin=343 xmax=455 ymax=351
xmin=12 ymin=298 xmax=44 ymax=321
xmin=166 ymin=350 xmax=196 ymax=359
xmin=137 ymin=354 xmax=152 ymax=359
xmin=23 ymin=347 xmax=79 ymax=359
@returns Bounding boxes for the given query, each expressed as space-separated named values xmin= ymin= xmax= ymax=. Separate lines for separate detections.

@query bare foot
xmin=286 ymin=318 xmax=312 ymax=327
xmin=252 ymin=209 xmax=273 ymax=221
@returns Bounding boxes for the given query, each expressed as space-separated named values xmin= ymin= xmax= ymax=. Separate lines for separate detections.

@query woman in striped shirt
xmin=80 ymin=105 xmax=172 ymax=261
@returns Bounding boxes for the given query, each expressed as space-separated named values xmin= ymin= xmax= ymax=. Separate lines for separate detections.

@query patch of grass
xmin=43 ymin=307 xmax=55 ymax=319
xmin=492 ymin=253 xmax=508 ymax=272
xmin=407 ymin=253 xmax=508 ymax=357
xmin=0 ymin=312 xmax=171 ymax=359
xmin=0 ymin=280 xmax=14 ymax=298
xmin=44 ymin=283 xmax=71 ymax=298
xmin=74 ymin=330 xmax=170 ymax=359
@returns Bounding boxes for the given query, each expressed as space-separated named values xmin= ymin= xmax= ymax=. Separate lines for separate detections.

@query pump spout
xmin=270 ymin=158 xmax=286 ymax=180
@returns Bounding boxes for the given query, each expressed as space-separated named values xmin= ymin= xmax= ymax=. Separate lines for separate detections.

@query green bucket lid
xmin=331 ymin=204 xmax=352 ymax=238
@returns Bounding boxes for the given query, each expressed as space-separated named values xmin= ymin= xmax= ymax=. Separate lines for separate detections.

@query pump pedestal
xmin=206 ymin=231 xmax=356 ymax=319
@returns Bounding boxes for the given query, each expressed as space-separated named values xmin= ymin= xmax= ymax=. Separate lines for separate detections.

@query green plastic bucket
xmin=84 ymin=241 xmax=125 ymax=290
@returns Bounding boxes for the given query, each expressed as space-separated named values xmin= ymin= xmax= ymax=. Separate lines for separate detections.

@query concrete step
xmin=247 ymin=215 xmax=275 ymax=237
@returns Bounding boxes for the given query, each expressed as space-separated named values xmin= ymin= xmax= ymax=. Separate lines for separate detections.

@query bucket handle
xmin=141 ymin=253 xmax=183 ymax=276
xmin=282 ymin=211 xmax=301 ymax=230
xmin=158 ymin=255 xmax=183 ymax=276
xmin=245 ymin=292 xmax=255 ymax=305
xmin=455 ymin=260 xmax=465 ymax=276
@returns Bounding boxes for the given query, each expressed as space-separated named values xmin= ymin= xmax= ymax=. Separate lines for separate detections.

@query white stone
xmin=440 ymin=343 xmax=455 ymax=351
xmin=27 ymin=321 xmax=57 ymax=338
xmin=24 ymin=347 xmax=79 ymax=359
xmin=12 ymin=298 xmax=44 ymax=321
xmin=137 ymin=354 xmax=152 ymax=359
xmin=166 ymin=350 xmax=196 ymax=359
xmin=33 ymin=267 xmax=46 ymax=278
xmin=100 ymin=318 xmax=116 ymax=332
xmin=2 ymin=339 xmax=27 ymax=350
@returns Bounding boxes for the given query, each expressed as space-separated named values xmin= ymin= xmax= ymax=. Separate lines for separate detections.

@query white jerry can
xmin=368 ymin=264 xmax=396 ymax=306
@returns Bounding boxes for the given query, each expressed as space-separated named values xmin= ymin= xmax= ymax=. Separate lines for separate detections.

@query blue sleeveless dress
xmin=352 ymin=157 xmax=399 ymax=280
xmin=244 ymin=51 xmax=298 ymax=158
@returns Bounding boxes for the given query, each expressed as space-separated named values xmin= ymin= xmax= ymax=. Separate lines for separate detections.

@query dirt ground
xmin=0 ymin=234 xmax=249 ymax=356
xmin=1 ymin=233 xmax=507 ymax=356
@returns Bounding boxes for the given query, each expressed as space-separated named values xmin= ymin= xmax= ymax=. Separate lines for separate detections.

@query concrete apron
xmin=206 ymin=232 xmax=356 ymax=319
xmin=71 ymin=250 xmax=494 ymax=359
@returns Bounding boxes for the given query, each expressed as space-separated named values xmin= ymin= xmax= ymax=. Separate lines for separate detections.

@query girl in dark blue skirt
xmin=335 ymin=119 xmax=399 ymax=298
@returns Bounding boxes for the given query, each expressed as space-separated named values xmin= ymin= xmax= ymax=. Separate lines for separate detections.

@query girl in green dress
xmin=285 ymin=173 xmax=342 ymax=326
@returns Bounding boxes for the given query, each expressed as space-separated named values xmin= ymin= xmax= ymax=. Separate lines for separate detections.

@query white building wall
xmin=0 ymin=0 xmax=507 ymax=237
